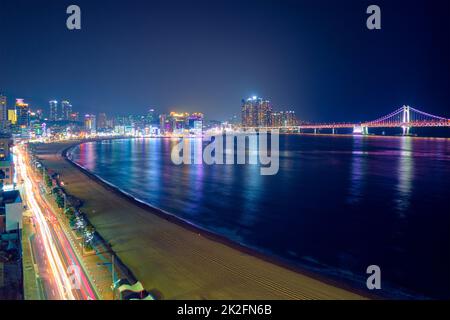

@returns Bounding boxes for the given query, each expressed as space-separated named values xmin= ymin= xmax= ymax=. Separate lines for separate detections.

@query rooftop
xmin=1 ymin=190 xmax=22 ymax=205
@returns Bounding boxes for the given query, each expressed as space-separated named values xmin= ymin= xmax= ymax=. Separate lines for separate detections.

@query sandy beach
xmin=34 ymin=140 xmax=366 ymax=300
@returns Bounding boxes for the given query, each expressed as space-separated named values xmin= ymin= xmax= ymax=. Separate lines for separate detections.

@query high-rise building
xmin=159 ymin=112 xmax=195 ymax=134
xmin=97 ymin=113 xmax=107 ymax=130
xmin=0 ymin=135 xmax=11 ymax=159
xmin=159 ymin=114 xmax=168 ymax=134
xmin=105 ymin=119 xmax=114 ymax=129
xmin=169 ymin=112 xmax=189 ymax=134
xmin=187 ymin=113 xmax=204 ymax=135
xmin=271 ymin=112 xmax=282 ymax=127
xmin=49 ymin=100 xmax=58 ymax=121
xmin=271 ymin=110 xmax=298 ymax=127
xmin=16 ymin=99 xmax=30 ymax=128
xmin=282 ymin=111 xmax=298 ymax=126
xmin=146 ymin=108 xmax=157 ymax=126
xmin=259 ymin=99 xmax=272 ymax=127
xmin=61 ymin=100 xmax=72 ymax=120
xmin=8 ymin=109 xmax=17 ymax=125
xmin=241 ymin=96 xmax=272 ymax=127
xmin=0 ymin=94 xmax=7 ymax=129
xmin=241 ymin=98 xmax=256 ymax=127
xmin=0 ymin=134 xmax=14 ymax=187
xmin=84 ymin=114 xmax=96 ymax=133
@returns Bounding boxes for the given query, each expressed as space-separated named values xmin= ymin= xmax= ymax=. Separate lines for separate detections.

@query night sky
xmin=0 ymin=0 xmax=449 ymax=122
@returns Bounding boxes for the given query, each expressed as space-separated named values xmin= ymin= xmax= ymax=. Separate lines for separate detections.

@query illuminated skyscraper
xmin=105 ymin=118 xmax=114 ymax=129
xmin=159 ymin=114 xmax=168 ymax=134
xmin=146 ymin=108 xmax=157 ymax=125
xmin=61 ymin=100 xmax=72 ymax=120
xmin=271 ymin=110 xmax=298 ymax=127
xmin=49 ymin=100 xmax=58 ymax=121
xmin=258 ymin=99 xmax=273 ymax=127
xmin=16 ymin=99 xmax=30 ymax=128
xmin=241 ymin=98 xmax=256 ymax=127
xmin=271 ymin=112 xmax=282 ymax=127
xmin=84 ymin=114 xmax=96 ymax=133
xmin=159 ymin=112 xmax=197 ymax=134
xmin=241 ymin=96 xmax=272 ymax=127
xmin=282 ymin=111 xmax=298 ymax=126
xmin=97 ymin=112 xmax=107 ymax=130
xmin=188 ymin=113 xmax=204 ymax=135
xmin=169 ymin=112 xmax=189 ymax=134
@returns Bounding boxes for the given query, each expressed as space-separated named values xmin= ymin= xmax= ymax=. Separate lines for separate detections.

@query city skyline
xmin=1 ymin=92 xmax=448 ymax=139
xmin=0 ymin=92 xmax=296 ymax=123
xmin=0 ymin=92 xmax=302 ymax=124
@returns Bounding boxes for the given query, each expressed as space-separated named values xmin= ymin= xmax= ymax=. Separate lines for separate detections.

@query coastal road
xmin=15 ymin=145 xmax=98 ymax=300
xmin=28 ymin=219 xmax=61 ymax=299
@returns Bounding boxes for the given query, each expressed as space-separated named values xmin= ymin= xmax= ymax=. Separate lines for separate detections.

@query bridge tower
xmin=402 ymin=105 xmax=411 ymax=135
xmin=353 ymin=125 xmax=368 ymax=135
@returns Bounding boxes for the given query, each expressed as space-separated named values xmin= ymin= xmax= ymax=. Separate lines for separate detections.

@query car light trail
xmin=39 ymin=198 xmax=97 ymax=300
xmin=15 ymin=146 xmax=76 ymax=300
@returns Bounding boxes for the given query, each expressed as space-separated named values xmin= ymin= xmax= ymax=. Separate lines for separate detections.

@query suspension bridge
xmin=243 ymin=106 xmax=450 ymax=135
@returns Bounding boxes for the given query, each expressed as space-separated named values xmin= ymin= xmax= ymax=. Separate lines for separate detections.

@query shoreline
xmin=34 ymin=139 xmax=369 ymax=299
xmin=64 ymin=141 xmax=372 ymax=298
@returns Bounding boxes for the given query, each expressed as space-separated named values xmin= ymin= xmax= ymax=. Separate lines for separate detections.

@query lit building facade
xmin=97 ymin=113 xmax=107 ymax=130
xmin=271 ymin=112 xmax=282 ymax=127
xmin=8 ymin=109 xmax=17 ymax=125
xmin=187 ymin=113 xmax=204 ymax=135
xmin=0 ymin=135 xmax=14 ymax=187
xmin=159 ymin=112 xmax=203 ymax=135
xmin=0 ymin=136 xmax=11 ymax=160
xmin=271 ymin=111 xmax=298 ymax=127
xmin=105 ymin=118 xmax=114 ymax=129
xmin=146 ymin=108 xmax=157 ymax=126
xmin=159 ymin=114 xmax=169 ymax=133
xmin=272 ymin=110 xmax=298 ymax=127
xmin=15 ymin=99 xmax=30 ymax=128
xmin=241 ymin=96 xmax=272 ymax=127
xmin=284 ymin=111 xmax=298 ymax=126
xmin=84 ymin=114 xmax=96 ymax=133
xmin=169 ymin=112 xmax=189 ymax=134
xmin=49 ymin=100 xmax=58 ymax=121
xmin=61 ymin=100 xmax=72 ymax=120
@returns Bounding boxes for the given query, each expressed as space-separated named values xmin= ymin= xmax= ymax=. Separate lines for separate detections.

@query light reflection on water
xmin=347 ymin=137 xmax=368 ymax=205
xmin=396 ymin=138 xmax=414 ymax=215
xmin=71 ymin=135 xmax=450 ymax=299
